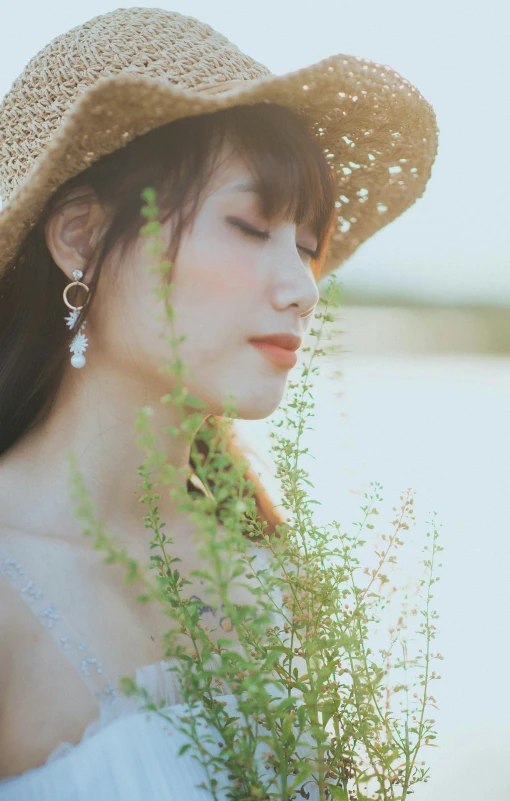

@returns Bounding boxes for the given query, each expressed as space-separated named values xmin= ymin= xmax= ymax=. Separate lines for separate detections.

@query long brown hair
xmin=0 ymin=102 xmax=337 ymax=536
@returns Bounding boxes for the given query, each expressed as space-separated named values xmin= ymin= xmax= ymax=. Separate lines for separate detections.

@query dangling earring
xmin=63 ymin=269 xmax=90 ymax=368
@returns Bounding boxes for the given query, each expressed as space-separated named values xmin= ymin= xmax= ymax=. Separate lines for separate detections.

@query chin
xmin=237 ymin=394 xmax=287 ymax=422
xmin=206 ymin=375 xmax=288 ymax=420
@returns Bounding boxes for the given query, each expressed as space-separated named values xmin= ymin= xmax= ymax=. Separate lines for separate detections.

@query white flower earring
xmin=63 ymin=269 xmax=90 ymax=368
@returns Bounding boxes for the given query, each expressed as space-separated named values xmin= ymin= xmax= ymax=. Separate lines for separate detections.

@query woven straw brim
xmin=0 ymin=55 xmax=438 ymax=280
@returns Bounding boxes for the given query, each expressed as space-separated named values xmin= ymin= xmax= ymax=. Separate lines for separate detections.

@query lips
xmin=248 ymin=333 xmax=302 ymax=351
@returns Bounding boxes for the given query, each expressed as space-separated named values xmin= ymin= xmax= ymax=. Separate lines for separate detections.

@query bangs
xmin=50 ymin=102 xmax=338 ymax=283
xmin=207 ymin=104 xmax=337 ymax=276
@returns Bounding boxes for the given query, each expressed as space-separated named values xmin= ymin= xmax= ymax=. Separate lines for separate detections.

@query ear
xmin=44 ymin=192 xmax=107 ymax=281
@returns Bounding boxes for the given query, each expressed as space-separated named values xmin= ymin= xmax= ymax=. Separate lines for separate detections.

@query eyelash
xmin=228 ymin=218 xmax=319 ymax=260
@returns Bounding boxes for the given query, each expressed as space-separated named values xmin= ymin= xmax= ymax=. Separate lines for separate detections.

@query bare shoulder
xmin=0 ymin=559 xmax=16 ymax=690
xmin=0 ymin=557 xmax=19 ymax=773
xmin=0 ymin=537 xmax=101 ymax=780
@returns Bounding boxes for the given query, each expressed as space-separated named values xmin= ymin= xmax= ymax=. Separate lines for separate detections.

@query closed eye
xmin=227 ymin=217 xmax=319 ymax=260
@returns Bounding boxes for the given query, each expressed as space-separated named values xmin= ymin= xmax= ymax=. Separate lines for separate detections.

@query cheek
xmin=201 ymin=266 xmax=259 ymax=302
xmin=184 ymin=242 xmax=260 ymax=306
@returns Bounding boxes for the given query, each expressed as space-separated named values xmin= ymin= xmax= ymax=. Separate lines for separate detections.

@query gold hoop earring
xmin=63 ymin=269 xmax=90 ymax=368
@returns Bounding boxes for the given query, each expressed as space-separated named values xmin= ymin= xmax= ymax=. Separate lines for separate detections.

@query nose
xmin=280 ymin=254 xmax=320 ymax=317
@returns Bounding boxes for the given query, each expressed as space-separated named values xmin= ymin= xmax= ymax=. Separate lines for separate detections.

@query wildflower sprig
xmin=67 ymin=186 xmax=443 ymax=800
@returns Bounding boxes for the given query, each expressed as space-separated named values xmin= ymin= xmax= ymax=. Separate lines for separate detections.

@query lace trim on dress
xmin=0 ymin=545 xmax=121 ymax=710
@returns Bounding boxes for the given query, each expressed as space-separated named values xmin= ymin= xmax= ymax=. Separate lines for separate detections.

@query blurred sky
xmin=0 ymin=0 xmax=508 ymax=307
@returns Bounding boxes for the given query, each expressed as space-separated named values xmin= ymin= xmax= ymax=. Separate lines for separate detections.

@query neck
xmin=0 ymin=357 xmax=205 ymax=558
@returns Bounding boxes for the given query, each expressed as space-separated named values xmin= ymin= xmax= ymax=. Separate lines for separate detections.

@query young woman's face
xmin=87 ymin=141 xmax=321 ymax=420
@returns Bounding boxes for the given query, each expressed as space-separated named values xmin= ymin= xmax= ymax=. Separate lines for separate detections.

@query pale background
xmin=1 ymin=2 xmax=509 ymax=799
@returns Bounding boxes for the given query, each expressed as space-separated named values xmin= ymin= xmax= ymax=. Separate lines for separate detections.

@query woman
xmin=0 ymin=7 xmax=438 ymax=799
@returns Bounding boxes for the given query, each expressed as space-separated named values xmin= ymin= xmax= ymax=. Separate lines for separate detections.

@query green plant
xmin=67 ymin=187 xmax=443 ymax=800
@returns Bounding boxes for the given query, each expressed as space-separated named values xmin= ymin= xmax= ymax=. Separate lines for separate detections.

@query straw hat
xmin=0 ymin=7 xmax=438 ymax=281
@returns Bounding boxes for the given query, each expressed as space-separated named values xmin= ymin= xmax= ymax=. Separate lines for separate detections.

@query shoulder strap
xmin=0 ymin=543 xmax=121 ymax=711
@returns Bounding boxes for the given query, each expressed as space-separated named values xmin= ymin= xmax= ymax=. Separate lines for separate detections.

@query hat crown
xmin=0 ymin=7 xmax=270 ymax=203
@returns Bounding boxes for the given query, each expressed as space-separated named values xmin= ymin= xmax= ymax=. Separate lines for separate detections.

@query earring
xmin=63 ymin=269 xmax=90 ymax=368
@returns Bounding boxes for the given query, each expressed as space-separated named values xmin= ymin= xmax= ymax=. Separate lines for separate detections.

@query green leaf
xmin=329 ymin=786 xmax=348 ymax=800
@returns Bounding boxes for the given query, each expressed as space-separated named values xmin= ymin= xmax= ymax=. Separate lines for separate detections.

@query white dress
xmin=0 ymin=541 xmax=319 ymax=800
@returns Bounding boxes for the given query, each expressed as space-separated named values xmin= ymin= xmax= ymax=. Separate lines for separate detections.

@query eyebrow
xmin=221 ymin=180 xmax=258 ymax=195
